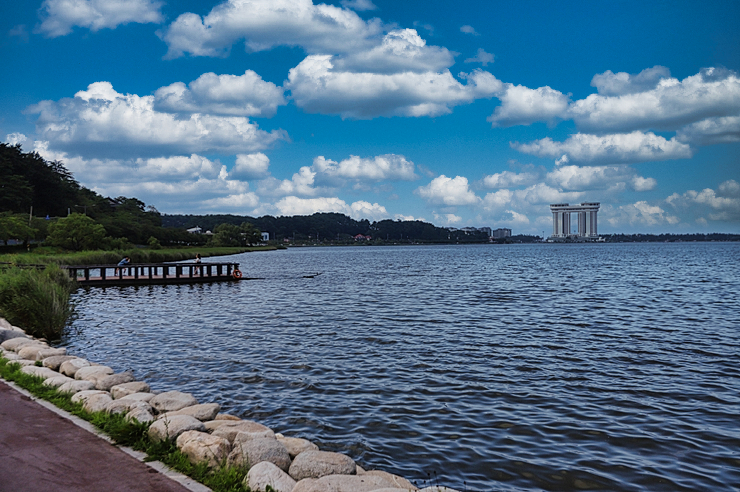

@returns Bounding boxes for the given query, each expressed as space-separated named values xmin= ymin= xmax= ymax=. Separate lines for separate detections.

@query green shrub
xmin=147 ymin=236 xmax=162 ymax=250
xmin=0 ymin=264 xmax=75 ymax=340
xmin=46 ymin=213 xmax=107 ymax=251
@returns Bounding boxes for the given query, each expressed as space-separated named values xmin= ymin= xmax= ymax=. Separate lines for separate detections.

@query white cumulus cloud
xmin=231 ymin=153 xmax=270 ymax=180
xmin=460 ymin=25 xmax=479 ymax=36
xmin=36 ymin=0 xmax=163 ymax=37
xmin=545 ymin=165 xmax=656 ymax=192
xmin=590 ymin=66 xmax=671 ymax=96
xmin=27 ymin=81 xmax=287 ymax=159
xmin=570 ymin=67 xmax=740 ymax=132
xmin=153 ymin=70 xmax=286 ymax=117
xmin=512 ymin=131 xmax=693 ymax=165
xmin=332 ymin=29 xmax=454 ymax=74
xmin=676 ymin=116 xmax=740 ymax=145
xmin=201 ymin=192 xmax=260 ymax=211
xmin=287 ymin=56 xmax=501 ymax=118
xmin=313 ymin=154 xmax=417 ymax=182
xmin=666 ymin=180 xmax=740 ymax=221
xmin=274 ymin=196 xmax=387 ymax=220
xmin=340 ymin=0 xmax=377 ymax=11
xmin=482 ymin=170 xmax=539 ymax=189
xmin=159 ymin=0 xmax=383 ymax=59
xmin=464 ymin=48 xmax=494 ymax=66
xmin=488 ymin=84 xmax=570 ymax=127
xmin=5 ymin=133 xmax=28 ymax=146
xmin=416 ymin=175 xmax=480 ymax=206
xmin=606 ymin=201 xmax=680 ymax=227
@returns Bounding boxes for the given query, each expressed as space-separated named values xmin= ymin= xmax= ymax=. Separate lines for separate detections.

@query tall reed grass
xmin=0 ymin=246 xmax=271 ymax=267
xmin=0 ymin=264 xmax=75 ymax=340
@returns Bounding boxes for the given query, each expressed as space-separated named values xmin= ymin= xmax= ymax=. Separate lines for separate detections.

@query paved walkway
xmin=0 ymin=380 xmax=203 ymax=492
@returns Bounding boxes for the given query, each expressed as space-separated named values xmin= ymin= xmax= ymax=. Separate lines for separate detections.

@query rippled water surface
xmin=63 ymin=243 xmax=740 ymax=491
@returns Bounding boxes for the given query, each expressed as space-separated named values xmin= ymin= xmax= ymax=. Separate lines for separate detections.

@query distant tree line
xmin=602 ymin=233 xmax=740 ymax=242
xmin=162 ymin=213 xmax=493 ymax=244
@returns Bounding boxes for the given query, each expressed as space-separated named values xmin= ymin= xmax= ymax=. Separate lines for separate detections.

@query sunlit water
xmin=62 ymin=243 xmax=740 ymax=491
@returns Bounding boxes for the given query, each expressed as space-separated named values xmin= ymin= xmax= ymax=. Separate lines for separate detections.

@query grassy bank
xmin=0 ymin=265 xmax=75 ymax=340
xmin=0 ymin=356 xmax=251 ymax=492
xmin=0 ymin=245 xmax=277 ymax=267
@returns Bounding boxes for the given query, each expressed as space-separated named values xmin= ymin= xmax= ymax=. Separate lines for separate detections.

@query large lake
xmin=62 ymin=243 xmax=740 ymax=491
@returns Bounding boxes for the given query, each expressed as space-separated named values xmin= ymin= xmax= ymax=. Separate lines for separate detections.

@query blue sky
xmin=2 ymin=0 xmax=739 ymax=234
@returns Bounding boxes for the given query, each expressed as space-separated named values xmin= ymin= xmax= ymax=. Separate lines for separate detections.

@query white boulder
xmin=211 ymin=420 xmax=272 ymax=444
xmin=75 ymin=365 xmax=114 ymax=381
xmin=176 ymin=430 xmax=231 ymax=469
xmin=17 ymin=344 xmax=50 ymax=360
xmin=149 ymin=391 xmax=198 ymax=413
xmin=105 ymin=398 xmax=152 ymax=416
xmin=71 ymin=390 xmax=109 ymax=405
xmin=126 ymin=406 xmax=155 ymax=424
xmin=119 ymin=392 xmax=156 ymax=402
xmin=157 ymin=403 xmax=220 ymax=422
xmin=20 ymin=365 xmax=60 ymax=380
xmin=82 ymin=393 xmax=114 ymax=413
xmin=60 ymin=358 xmax=91 ymax=377
xmin=148 ymin=415 xmax=205 ymax=443
xmin=35 ymin=348 xmax=67 ymax=360
xmin=58 ymin=380 xmax=96 ymax=394
xmin=110 ymin=381 xmax=150 ymax=399
xmin=43 ymin=375 xmax=76 ymax=388
xmin=289 ymin=450 xmax=356 ymax=480
xmin=291 ymin=475 xmax=397 ymax=492
xmin=276 ymin=436 xmax=318 ymax=458
xmin=227 ymin=437 xmax=291 ymax=472
xmin=43 ymin=355 xmax=78 ymax=370
xmin=361 ymin=470 xmax=417 ymax=490
xmin=95 ymin=372 xmax=134 ymax=391
xmin=246 ymin=461 xmax=296 ymax=492
xmin=1 ymin=337 xmax=37 ymax=352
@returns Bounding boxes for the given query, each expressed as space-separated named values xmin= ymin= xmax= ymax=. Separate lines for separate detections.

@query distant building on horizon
xmin=493 ymin=228 xmax=512 ymax=239
xmin=550 ymin=202 xmax=599 ymax=239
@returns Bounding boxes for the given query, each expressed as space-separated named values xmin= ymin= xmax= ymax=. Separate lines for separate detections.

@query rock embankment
xmin=0 ymin=318 xmax=459 ymax=492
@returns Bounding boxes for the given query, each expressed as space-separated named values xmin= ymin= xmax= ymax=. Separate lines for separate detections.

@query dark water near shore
xmin=63 ymin=243 xmax=740 ymax=491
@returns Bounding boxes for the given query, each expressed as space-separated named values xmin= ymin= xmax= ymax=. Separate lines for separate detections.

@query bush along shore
xmin=0 ymin=318 xmax=459 ymax=492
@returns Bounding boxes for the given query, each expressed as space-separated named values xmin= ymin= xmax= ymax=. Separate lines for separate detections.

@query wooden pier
xmin=62 ymin=262 xmax=242 ymax=287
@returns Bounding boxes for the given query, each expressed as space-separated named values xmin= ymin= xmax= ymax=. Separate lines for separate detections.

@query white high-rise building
xmin=550 ymin=202 xmax=599 ymax=238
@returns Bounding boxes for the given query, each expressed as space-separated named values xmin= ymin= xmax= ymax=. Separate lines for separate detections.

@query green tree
xmin=209 ymin=223 xmax=242 ymax=247
xmin=240 ymin=222 xmax=262 ymax=246
xmin=0 ymin=143 xmax=81 ymax=217
xmin=0 ymin=213 xmax=37 ymax=245
xmin=46 ymin=213 xmax=107 ymax=251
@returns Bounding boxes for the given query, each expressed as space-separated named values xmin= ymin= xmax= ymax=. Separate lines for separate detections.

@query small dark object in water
xmin=302 ymin=272 xmax=322 ymax=278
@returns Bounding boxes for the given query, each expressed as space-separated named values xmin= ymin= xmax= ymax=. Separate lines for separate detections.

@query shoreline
xmin=0 ymin=318 xmax=461 ymax=492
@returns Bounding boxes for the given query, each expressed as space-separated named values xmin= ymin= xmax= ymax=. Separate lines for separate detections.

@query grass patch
xmin=0 ymin=356 xmax=249 ymax=492
xmin=0 ymin=246 xmax=277 ymax=267
xmin=0 ymin=264 xmax=75 ymax=340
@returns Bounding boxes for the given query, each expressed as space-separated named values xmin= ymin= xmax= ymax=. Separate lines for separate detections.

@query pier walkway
xmin=63 ymin=262 xmax=242 ymax=287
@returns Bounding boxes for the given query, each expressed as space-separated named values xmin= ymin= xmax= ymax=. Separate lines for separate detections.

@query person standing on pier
xmin=194 ymin=253 xmax=201 ymax=274
xmin=115 ymin=256 xmax=130 ymax=275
